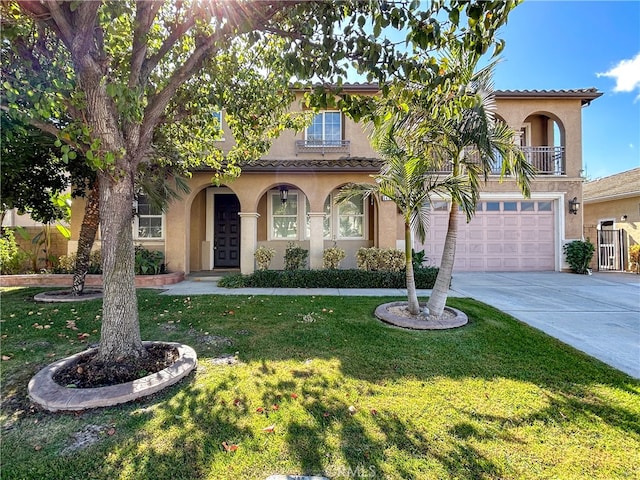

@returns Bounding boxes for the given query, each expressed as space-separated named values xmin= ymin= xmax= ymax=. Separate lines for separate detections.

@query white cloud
xmin=597 ymin=53 xmax=640 ymax=100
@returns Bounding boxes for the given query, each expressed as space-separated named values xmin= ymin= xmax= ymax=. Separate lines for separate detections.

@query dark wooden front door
xmin=214 ymin=195 xmax=240 ymax=268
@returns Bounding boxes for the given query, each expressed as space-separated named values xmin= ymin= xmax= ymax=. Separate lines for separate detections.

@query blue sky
xmin=492 ymin=0 xmax=640 ymax=179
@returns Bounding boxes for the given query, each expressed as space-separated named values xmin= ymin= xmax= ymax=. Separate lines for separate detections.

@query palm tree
xmin=412 ymin=46 xmax=536 ymax=320
xmin=336 ymin=123 xmax=473 ymax=315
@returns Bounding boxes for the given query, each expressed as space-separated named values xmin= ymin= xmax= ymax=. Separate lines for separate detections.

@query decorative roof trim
xmin=494 ymin=89 xmax=602 ymax=105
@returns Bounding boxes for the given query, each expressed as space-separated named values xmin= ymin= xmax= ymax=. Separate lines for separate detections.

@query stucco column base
xmin=239 ymin=212 xmax=260 ymax=275
xmin=307 ymin=212 xmax=326 ymax=270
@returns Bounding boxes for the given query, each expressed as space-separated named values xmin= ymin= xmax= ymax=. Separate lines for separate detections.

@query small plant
xmin=284 ymin=242 xmax=308 ymax=270
xmin=254 ymin=245 xmax=275 ymax=271
xmin=629 ymin=244 xmax=640 ymax=274
xmin=134 ymin=245 xmax=165 ymax=275
xmin=412 ymin=249 xmax=428 ymax=270
xmin=563 ymin=239 xmax=595 ymax=274
xmin=323 ymin=245 xmax=346 ymax=269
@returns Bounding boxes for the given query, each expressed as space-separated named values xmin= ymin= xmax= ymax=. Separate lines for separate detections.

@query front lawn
xmin=1 ymin=289 xmax=638 ymax=479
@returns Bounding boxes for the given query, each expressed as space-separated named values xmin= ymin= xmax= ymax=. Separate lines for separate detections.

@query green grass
xmin=1 ymin=288 xmax=638 ymax=479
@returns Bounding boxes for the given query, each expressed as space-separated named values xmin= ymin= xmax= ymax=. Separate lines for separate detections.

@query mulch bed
xmin=53 ymin=344 xmax=179 ymax=388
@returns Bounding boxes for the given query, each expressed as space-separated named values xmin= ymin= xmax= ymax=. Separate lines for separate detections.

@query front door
xmin=214 ymin=194 xmax=240 ymax=268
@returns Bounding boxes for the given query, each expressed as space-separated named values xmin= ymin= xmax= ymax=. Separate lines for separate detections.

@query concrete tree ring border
xmin=34 ymin=290 xmax=103 ymax=303
xmin=28 ymin=341 xmax=197 ymax=412
xmin=374 ymin=301 xmax=468 ymax=330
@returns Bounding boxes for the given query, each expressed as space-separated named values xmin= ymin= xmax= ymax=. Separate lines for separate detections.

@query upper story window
xmin=135 ymin=195 xmax=163 ymax=239
xmin=306 ymin=111 xmax=342 ymax=145
xmin=212 ymin=110 xmax=225 ymax=140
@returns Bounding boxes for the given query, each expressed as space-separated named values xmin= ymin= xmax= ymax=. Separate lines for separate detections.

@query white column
xmin=238 ymin=212 xmax=259 ymax=275
xmin=308 ymin=212 xmax=325 ymax=270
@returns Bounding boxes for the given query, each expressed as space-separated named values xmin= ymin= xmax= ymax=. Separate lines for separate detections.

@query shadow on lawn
xmin=2 ymin=291 xmax=638 ymax=479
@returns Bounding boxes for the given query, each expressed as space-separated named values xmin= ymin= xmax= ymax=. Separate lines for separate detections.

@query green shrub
xmin=254 ymin=245 xmax=275 ymax=271
xmin=563 ymin=239 xmax=595 ymax=274
xmin=134 ymin=245 xmax=164 ymax=275
xmin=284 ymin=242 xmax=308 ymax=270
xmin=356 ymin=247 xmax=405 ymax=271
xmin=0 ymin=229 xmax=28 ymax=274
xmin=55 ymin=250 xmax=103 ymax=274
xmin=218 ymin=267 xmax=439 ymax=289
xmin=629 ymin=244 xmax=640 ymax=274
xmin=323 ymin=246 xmax=346 ymax=269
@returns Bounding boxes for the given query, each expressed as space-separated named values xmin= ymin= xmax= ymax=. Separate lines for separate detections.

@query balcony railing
xmin=451 ymin=146 xmax=566 ymax=176
xmin=295 ymin=140 xmax=350 ymax=156
xmin=522 ymin=146 xmax=565 ymax=175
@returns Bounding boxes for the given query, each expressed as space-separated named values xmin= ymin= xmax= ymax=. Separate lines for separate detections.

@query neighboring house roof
xmin=583 ymin=167 xmax=640 ymax=203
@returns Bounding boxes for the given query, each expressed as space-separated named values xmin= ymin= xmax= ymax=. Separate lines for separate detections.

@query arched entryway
xmin=188 ymin=186 xmax=242 ymax=272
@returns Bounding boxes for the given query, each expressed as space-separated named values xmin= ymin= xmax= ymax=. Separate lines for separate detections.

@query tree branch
xmin=129 ymin=1 xmax=163 ymax=88
xmin=42 ymin=1 xmax=74 ymax=49
xmin=139 ymin=16 xmax=197 ymax=84
xmin=70 ymin=1 xmax=101 ymax=58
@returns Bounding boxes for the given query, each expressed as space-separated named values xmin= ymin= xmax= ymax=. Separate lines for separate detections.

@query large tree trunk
xmin=71 ymin=181 xmax=100 ymax=295
xmin=426 ymin=201 xmax=459 ymax=320
xmin=95 ymin=169 xmax=145 ymax=362
xmin=404 ymin=223 xmax=421 ymax=315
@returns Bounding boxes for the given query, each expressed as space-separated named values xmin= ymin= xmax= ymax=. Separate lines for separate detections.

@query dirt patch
xmin=53 ymin=344 xmax=178 ymax=388
xmin=60 ymin=424 xmax=110 ymax=456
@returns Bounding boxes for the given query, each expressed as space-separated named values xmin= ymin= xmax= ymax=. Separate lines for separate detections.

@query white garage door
xmin=416 ymin=200 xmax=555 ymax=271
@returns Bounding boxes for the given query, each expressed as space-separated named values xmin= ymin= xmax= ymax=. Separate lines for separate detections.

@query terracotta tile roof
xmin=583 ymin=167 xmax=640 ymax=202
xmin=292 ymin=83 xmax=602 ymax=104
xmin=240 ymin=157 xmax=384 ymax=172
xmin=193 ymin=157 xmax=384 ymax=173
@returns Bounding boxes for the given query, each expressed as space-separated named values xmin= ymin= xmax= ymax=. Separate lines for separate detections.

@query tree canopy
xmin=0 ymin=0 xmax=522 ymax=364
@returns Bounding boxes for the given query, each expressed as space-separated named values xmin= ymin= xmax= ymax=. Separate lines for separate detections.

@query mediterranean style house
xmin=583 ymin=167 xmax=640 ymax=272
xmin=68 ymin=84 xmax=602 ymax=274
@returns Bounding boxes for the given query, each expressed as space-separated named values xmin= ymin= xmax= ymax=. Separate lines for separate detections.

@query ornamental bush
xmin=563 ymin=239 xmax=595 ymax=274
xmin=284 ymin=242 xmax=308 ymax=270
xmin=254 ymin=245 xmax=275 ymax=271
xmin=323 ymin=246 xmax=346 ymax=269
xmin=356 ymin=247 xmax=405 ymax=271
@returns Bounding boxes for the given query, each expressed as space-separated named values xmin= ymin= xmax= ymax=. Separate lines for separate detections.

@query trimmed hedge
xmin=218 ymin=267 xmax=439 ymax=289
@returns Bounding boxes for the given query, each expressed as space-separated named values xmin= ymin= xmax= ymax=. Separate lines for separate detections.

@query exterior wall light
xmin=279 ymin=185 xmax=289 ymax=204
xmin=568 ymin=196 xmax=580 ymax=215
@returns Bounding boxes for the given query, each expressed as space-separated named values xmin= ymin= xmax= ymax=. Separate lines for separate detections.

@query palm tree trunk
xmin=405 ymin=223 xmax=421 ymax=315
xmin=71 ymin=181 xmax=99 ymax=295
xmin=427 ymin=201 xmax=459 ymax=320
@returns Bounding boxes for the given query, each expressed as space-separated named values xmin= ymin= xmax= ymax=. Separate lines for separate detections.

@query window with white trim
xmin=338 ymin=194 xmax=365 ymax=238
xmin=305 ymin=111 xmax=342 ymax=145
xmin=135 ymin=195 xmax=163 ymax=239
xmin=271 ymin=192 xmax=298 ymax=239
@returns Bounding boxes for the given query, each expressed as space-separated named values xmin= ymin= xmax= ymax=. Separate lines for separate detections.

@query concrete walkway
xmin=161 ymin=271 xmax=640 ymax=379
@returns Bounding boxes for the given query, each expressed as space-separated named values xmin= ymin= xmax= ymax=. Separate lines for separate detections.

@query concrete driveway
xmin=450 ymin=271 xmax=640 ymax=379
